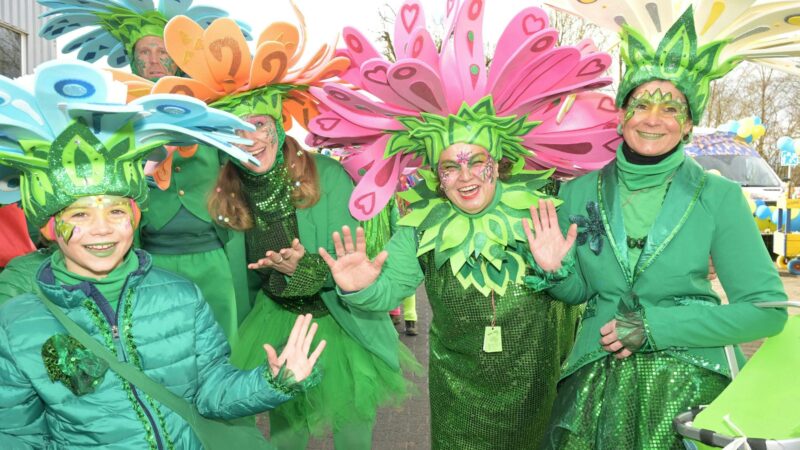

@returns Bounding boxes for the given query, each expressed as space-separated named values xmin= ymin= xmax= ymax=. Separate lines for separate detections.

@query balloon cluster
xmin=777 ymin=136 xmax=800 ymax=155
xmin=754 ymin=200 xmax=800 ymax=231
xmin=719 ymin=117 xmax=767 ymax=143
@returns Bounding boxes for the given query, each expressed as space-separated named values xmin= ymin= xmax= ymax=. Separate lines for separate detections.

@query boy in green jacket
xmin=0 ymin=60 xmax=324 ymax=449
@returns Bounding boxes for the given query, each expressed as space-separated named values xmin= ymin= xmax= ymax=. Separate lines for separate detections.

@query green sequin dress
xmin=422 ymin=252 xmax=580 ymax=449
xmin=229 ymin=162 xmax=416 ymax=437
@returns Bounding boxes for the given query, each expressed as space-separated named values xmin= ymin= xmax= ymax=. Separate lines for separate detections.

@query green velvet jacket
xmin=139 ymin=147 xmax=251 ymax=316
xmin=549 ymin=157 xmax=788 ymax=380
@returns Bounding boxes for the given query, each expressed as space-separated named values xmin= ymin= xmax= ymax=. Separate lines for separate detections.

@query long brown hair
xmin=208 ymin=135 xmax=320 ymax=231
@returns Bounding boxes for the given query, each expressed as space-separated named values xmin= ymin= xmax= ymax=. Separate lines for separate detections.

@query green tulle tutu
xmin=230 ymin=291 xmax=420 ymax=435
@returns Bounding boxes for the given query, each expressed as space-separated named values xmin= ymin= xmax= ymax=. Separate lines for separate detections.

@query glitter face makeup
xmin=236 ymin=115 xmax=281 ymax=173
xmin=619 ymin=80 xmax=693 ymax=157
xmin=55 ymin=195 xmax=135 ymax=279
xmin=438 ymin=143 xmax=499 ymax=214
xmin=132 ymin=35 xmax=178 ymax=81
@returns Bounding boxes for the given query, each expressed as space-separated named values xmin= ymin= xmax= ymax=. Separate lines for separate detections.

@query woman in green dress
xmin=526 ymin=4 xmax=798 ymax=448
xmin=149 ymin=12 xmax=418 ymax=449
xmin=306 ymin=2 xmax=621 ymax=447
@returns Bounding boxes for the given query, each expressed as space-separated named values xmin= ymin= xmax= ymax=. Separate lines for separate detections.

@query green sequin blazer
xmin=550 ymin=157 xmax=787 ymax=380
xmin=0 ymin=250 xmax=292 ymax=449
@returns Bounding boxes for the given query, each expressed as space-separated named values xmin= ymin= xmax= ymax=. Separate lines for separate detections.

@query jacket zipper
xmin=92 ymin=278 xmax=165 ymax=450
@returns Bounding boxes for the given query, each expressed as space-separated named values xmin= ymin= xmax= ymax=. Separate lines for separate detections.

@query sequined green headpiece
xmin=617 ymin=7 xmax=734 ymax=122
xmin=386 ymin=96 xmax=539 ymax=168
xmin=210 ymin=85 xmax=295 ymax=122
xmin=0 ymin=60 xmax=257 ymax=227
xmin=95 ymin=7 xmax=168 ymax=63
xmin=39 ymin=0 xmax=251 ymax=69
xmin=9 ymin=122 xmax=158 ymax=227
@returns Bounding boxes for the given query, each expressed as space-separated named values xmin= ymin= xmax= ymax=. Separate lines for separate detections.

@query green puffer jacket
xmin=0 ymin=250 xmax=292 ymax=449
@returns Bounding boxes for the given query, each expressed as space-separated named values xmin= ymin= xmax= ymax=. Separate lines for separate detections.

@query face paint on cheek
xmin=160 ymin=56 xmax=177 ymax=75
xmin=55 ymin=215 xmax=77 ymax=244
xmin=132 ymin=55 xmax=146 ymax=77
xmin=480 ymin=158 xmax=496 ymax=183
xmin=438 ymin=170 xmax=452 ymax=192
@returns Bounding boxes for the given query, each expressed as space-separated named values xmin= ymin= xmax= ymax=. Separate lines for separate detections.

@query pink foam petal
xmin=575 ymin=38 xmax=600 ymax=55
xmin=443 ymin=0 xmax=459 ymax=39
xmin=322 ymin=83 xmax=417 ymax=116
xmin=394 ymin=0 xmax=426 ymax=59
xmin=345 ymin=135 xmax=416 ymax=220
xmin=487 ymin=28 xmax=559 ymax=96
xmin=342 ymin=26 xmax=382 ymax=66
xmin=532 ymin=92 xmax=620 ymax=134
xmin=387 ymin=60 xmax=449 ymax=115
xmin=398 ymin=27 xmax=439 ymax=71
xmin=335 ymin=49 xmax=366 ymax=89
xmin=524 ymin=127 xmax=620 ymax=165
xmin=494 ymin=47 xmax=581 ymax=114
xmin=504 ymin=77 xmax=613 ymax=118
xmin=450 ymin=0 xmax=487 ymax=105
xmin=359 ymin=59 xmax=422 ymax=111
xmin=556 ymin=52 xmax=612 ymax=88
xmin=490 ymin=7 xmax=549 ymax=89
xmin=308 ymin=110 xmax=385 ymax=139
xmin=310 ymin=86 xmax=404 ymax=131
xmin=306 ymin=133 xmax=376 ymax=149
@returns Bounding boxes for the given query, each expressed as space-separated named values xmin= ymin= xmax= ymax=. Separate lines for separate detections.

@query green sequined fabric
xmin=420 ymin=252 xmax=581 ymax=450
xmin=41 ymin=333 xmax=109 ymax=396
xmin=544 ymin=352 xmax=729 ymax=450
xmin=238 ymin=165 xmax=329 ymax=316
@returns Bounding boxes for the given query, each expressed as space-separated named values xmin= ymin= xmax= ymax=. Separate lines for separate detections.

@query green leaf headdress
xmin=0 ymin=60 xmax=255 ymax=227
xmin=548 ymin=0 xmax=800 ymax=121
xmin=38 ymin=0 xmax=252 ymax=70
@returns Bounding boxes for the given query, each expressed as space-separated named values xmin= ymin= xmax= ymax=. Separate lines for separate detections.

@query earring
xmin=681 ymin=133 xmax=693 ymax=144
xmin=616 ymin=123 xmax=623 ymax=135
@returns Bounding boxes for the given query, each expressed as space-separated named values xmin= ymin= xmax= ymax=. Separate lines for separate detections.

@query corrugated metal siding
xmin=0 ymin=0 xmax=57 ymax=74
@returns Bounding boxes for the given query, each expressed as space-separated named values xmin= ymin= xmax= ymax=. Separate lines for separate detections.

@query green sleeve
xmin=192 ymin=284 xmax=295 ymax=418
xmin=545 ymin=180 xmax=592 ymax=305
xmin=266 ymin=254 xmax=329 ymax=298
xmin=645 ymin=184 xmax=787 ymax=350
xmin=316 ymin=156 xmax=360 ymax=291
xmin=0 ymin=325 xmax=48 ymax=448
xmin=338 ymin=226 xmax=424 ymax=312
xmin=0 ymin=251 xmax=49 ymax=306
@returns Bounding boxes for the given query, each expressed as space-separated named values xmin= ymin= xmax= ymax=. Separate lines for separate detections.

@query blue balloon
xmin=772 ymin=209 xmax=781 ymax=224
xmin=778 ymin=136 xmax=794 ymax=151
xmin=756 ymin=204 xmax=772 ymax=220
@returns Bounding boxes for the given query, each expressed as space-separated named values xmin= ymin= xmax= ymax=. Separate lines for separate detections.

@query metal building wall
xmin=0 ymin=0 xmax=57 ymax=74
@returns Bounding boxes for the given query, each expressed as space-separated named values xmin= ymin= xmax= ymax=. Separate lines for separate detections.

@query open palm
xmin=523 ymin=199 xmax=577 ymax=272
xmin=319 ymin=226 xmax=388 ymax=292
xmin=263 ymin=314 xmax=326 ymax=382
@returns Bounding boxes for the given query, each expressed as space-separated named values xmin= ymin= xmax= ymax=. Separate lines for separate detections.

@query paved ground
xmin=260 ymin=275 xmax=800 ymax=449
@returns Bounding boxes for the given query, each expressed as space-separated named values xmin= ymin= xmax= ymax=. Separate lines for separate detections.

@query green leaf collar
xmin=398 ymin=167 xmax=558 ymax=296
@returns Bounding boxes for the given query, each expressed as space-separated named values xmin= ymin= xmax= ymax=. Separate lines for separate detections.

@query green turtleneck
xmin=51 ymin=250 xmax=139 ymax=311
xmin=616 ymin=144 xmax=685 ymax=272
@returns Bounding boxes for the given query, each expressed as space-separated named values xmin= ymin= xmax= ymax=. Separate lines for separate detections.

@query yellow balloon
xmin=753 ymin=125 xmax=766 ymax=138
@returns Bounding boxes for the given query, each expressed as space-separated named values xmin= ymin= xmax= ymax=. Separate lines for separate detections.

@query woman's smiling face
xmin=236 ymin=115 xmax=280 ymax=173
xmin=620 ymin=80 xmax=693 ymax=157
xmin=437 ymin=143 xmax=499 ymax=214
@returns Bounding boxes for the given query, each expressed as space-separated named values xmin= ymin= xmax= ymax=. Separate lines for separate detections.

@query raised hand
xmin=248 ymin=238 xmax=306 ymax=276
xmin=263 ymin=314 xmax=326 ymax=382
xmin=522 ymin=199 xmax=577 ymax=272
xmin=318 ymin=225 xmax=388 ymax=292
